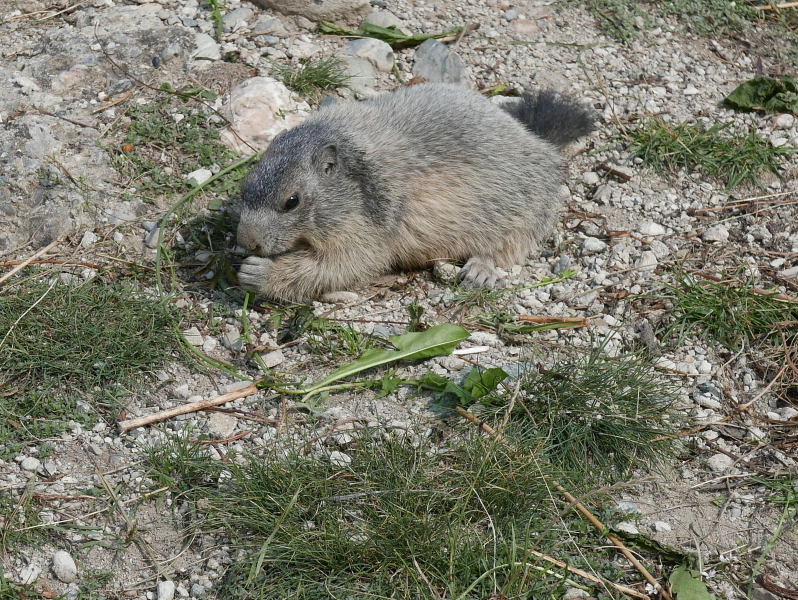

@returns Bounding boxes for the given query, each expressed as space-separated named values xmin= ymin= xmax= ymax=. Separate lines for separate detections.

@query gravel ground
xmin=1 ymin=0 xmax=797 ymax=598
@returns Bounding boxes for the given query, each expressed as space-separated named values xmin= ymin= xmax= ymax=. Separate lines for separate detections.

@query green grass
xmin=111 ymin=97 xmax=249 ymax=201
xmin=658 ymin=0 xmax=759 ymax=34
xmin=629 ymin=118 xmax=794 ymax=190
xmin=271 ymin=57 xmax=350 ymax=102
xmin=147 ymin=428 xmax=634 ymax=599
xmin=0 ymin=279 xmax=179 ymax=458
xmin=478 ymin=345 xmax=678 ymax=480
xmin=664 ymin=270 xmax=798 ymax=350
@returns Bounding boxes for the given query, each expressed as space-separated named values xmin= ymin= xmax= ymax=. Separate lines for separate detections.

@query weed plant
xmin=664 ymin=270 xmax=798 ymax=350
xmin=271 ymin=57 xmax=350 ymax=102
xmin=629 ymin=118 xmax=793 ymax=190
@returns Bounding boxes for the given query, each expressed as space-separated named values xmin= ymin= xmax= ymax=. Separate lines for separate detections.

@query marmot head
xmin=236 ymin=122 xmax=370 ymax=258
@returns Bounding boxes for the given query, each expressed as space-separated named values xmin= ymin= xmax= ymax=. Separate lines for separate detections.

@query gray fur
xmin=236 ymin=83 xmax=594 ymax=302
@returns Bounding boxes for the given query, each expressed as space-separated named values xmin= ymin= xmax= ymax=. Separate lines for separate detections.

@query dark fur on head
xmin=504 ymin=90 xmax=596 ymax=148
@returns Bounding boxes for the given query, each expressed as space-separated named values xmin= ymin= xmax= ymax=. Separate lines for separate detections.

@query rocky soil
xmin=1 ymin=0 xmax=797 ymax=598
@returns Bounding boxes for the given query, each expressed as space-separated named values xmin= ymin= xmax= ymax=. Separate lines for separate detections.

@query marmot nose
xmin=237 ymin=225 xmax=260 ymax=253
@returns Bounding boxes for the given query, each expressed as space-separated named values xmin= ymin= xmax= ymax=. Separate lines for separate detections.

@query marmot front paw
xmin=458 ymin=256 xmax=507 ymax=288
xmin=237 ymin=255 xmax=273 ymax=292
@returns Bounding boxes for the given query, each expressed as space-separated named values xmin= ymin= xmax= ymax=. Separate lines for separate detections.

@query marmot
xmin=236 ymin=83 xmax=594 ymax=302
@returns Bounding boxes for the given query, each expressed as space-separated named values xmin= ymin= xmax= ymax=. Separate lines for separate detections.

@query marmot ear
xmin=318 ymin=144 xmax=338 ymax=175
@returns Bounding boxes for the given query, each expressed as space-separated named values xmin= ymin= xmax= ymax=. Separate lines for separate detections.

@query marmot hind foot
xmin=458 ymin=256 xmax=508 ymax=289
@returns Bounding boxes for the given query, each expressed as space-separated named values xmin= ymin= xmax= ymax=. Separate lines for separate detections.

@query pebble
xmin=19 ymin=563 xmax=41 ymax=585
xmin=615 ymin=521 xmax=639 ymax=534
xmin=186 ymin=168 xmax=213 ymax=186
xmin=778 ymin=406 xmax=798 ymax=420
xmin=773 ymin=113 xmax=795 ymax=129
xmin=328 ymin=451 xmax=352 ymax=467
xmin=52 ymin=550 xmax=78 ymax=583
xmin=582 ymin=171 xmax=600 ymax=185
xmin=707 ymin=453 xmax=734 ymax=473
xmin=222 ymin=7 xmax=253 ymax=31
xmin=182 ymin=327 xmax=204 ymax=347
xmin=207 ymin=412 xmax=237 ymax=438
xmin=582 ymin=237 xmax=607 ymax=254
xmin=777 ymin=265 xmax=798 ymax=279
xmin=413 ymin=39 xmax=471 ymax=87
xmin=635 ymin=251 xmax=657 ymax=271
xmin=694 ymin=393 xmax=722 ymax=410
xmin=144 ymin=227 xmax=161 ymax=249
xmin=222 ymin=327 xmax=243 ymax=352
xmin=637 ymin=221 xmax=666 ymax=236
xmin=346 ymin=38 xmax=394 ymax=73
xmin=20 ymin=456 xmax=41 ymax=472
xmin=653 ymin=520 xmax=672 ymax=532
xmin=261 ymin=349 xmax=285 ymax=368
xmin=192 ymin=33 xmax=221 ymax=61
xmin=80 ymin=230 xmax=99 ymax=247
xmin=252 ymin=16 xmax=287 ymax=36
xmin=702 ymin=225 xmax=729 ymax=242
xmin=157 ymin=580 xmax=176 ymax=600
xmin=362 ymin=9 xmax=404 ymax=29
xmin=562 ymin=588 xmax=591 ymax=600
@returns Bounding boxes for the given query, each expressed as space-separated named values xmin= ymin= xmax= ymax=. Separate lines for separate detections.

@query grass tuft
xmin=629 ymin=118 xmax=794 ymax=190
xmin=664 ymin=270 xmax=798 ymax=350
xmin=271 ymin=57 xmax=350 ymax=102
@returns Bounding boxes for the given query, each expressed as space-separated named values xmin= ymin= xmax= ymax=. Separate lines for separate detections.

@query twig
xmin=0 ymin=259 xmax=102 ymax=269
xmin=526 ymin=548 xmax=650 ymax=600
xmin=0 ymin=237 xmax=61 ymax=285
xmin=456 ymin=406 xmax=672 ymax=600
xmin=754 ymin=1 xmax=798 ymax=9
xmin=35 ymin=106 xmax=97 ymax=129
xmin=197 ymin=430 xmax=252 ymax=444
xmin=755 ymin=575 xmax=798 ymax=600
xmin=517 ymin=315 xmax=590 ymax=327
xmin=118 ymin=380 xmax=263 ymax=431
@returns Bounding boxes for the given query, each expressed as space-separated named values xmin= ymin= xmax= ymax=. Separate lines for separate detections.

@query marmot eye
xmin=283 ymin=194 xmax=300 ymax=211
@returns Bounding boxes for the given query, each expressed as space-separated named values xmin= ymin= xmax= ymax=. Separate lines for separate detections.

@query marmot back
xmin=236 ymin=83 xmax=594 ymax=301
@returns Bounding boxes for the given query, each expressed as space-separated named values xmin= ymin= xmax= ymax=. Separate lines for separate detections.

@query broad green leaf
xmin=669 ymin=566 xmax=717 ymax=600
xmin=302 ymin=324 xmax=469 ymax=396
xmin=318 ymin=21 xmax=463 ymax=49
xmin=723 ymin=76 xmax=798 ymax=115
xmin=462 ymin=367 xmax=508 ymax=400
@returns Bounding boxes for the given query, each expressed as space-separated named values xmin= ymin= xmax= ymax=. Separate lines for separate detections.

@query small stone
xmin=261 ymin=349 xmax=285 ymax=368
xmin=157 ymin=581 xmax=176 ymax=600
xmin=328 ymin=451 xmax=352 ymax=467
xmin=19 ymin=563 xmax=41 ymax=584
xmin=186 ymin=168 xmax=213 ymax=186
xmin=635 ymin=251 xmax=657 ymax=271
xmin=582 ymin=171 xmax=600 ymax=185
xmin=144 ymin=227 xmax=161 ymax=249
xmin=173 ymin=383 xmax=191 ymax=399
xmin=773 ymin=113 xmax=795 ymax=130
xmin=249 ymin=0 xmax=370 ymax=23
xmin=707 ymin=453 xmax=734 ymax=472
xmin=616 ymin=500 xmax=640 ymax=513
xmin=654 ymin=520 xmax=672 ymax=532
xmin=222 ymin=327 xmax=243 ymax=351
xmin=615 ymin=521 xmax=639 ymax=534
xmin=433 ymin=261 xmax=460 ymax=281
xmin=777 ymin=265 xmax=798 ymax=279
xmin=637 ymin=221 xmax=666 ymax=236
xmin=190 ymin=584 xmax=206 ymax=598
xmin=582 ymin=237 xmax=607 ymax=254
xmin=562 ymin=588 xmax=590 ymax=600
xmin=52 ymin=550 xmax=78 ymax=583
xmin=511 ymin=19 xmax=541 ymax=36
xmin=252 ymin=15 xmax=287 ymax=35
xmin=320 ymin=290 xmax=360 ymax=303
xmin=746 ymin=427 xmax=767 ymax=441
xmin=413 ymin=38 xmax=470 ymax=86
xmin=469 ymin=331 xmax=501 ymax=347
xmin=362 ymin=9 xmax=404 ymax=29
xmin=778 ymin=406 xmax=798 ymax=420
xmin=222 ymin=6 xmax=253 ymax=31
xmin=192 ymin=33 xmax=221 ymax=61
xmin=80 ymin=231 xmax=99 ymax=247
xmin=182 ymin=327 xmax=204 ymax=346
xmin=112 ymin=232 xmax=124 ymax=243
xmin=702 ymin=225 xmax=729 ymax=242
xmin=207 ymin=412 xmax=237 ymax=438
xmin=20 ymin=456 xmax=41 ymax=472
xmin=346 ymin=38 xmax=394 ymax=73
xmin=694 ymin=393 xmax=722 ymax=410
xmin=683 ymin=85 xmax=700 ymax=95
xmin=770 ymin=133 xmax=789 ymax=148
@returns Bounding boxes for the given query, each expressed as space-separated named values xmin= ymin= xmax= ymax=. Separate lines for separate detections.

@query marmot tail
xmin=504 ymin=89 xmax=596 ymax=148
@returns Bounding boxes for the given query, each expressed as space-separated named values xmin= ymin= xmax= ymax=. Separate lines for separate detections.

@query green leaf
xmin=318 ymin=21 xmax=463 ymax=49
xmin=462 ymin=367 xmax=508 ymax=400
xmin=669 ymin=566 xmax=717 ymax=600
xmin=301 ymin=324 xmax=469 ymax=396
xmin=723 ymin=76 xmax=798 ymax=115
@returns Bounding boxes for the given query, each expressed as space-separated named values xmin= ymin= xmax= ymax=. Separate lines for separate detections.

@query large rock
xmin=248 ymin=0 xmax=370 ymax=24
xmin=412 ymin=39 xmax=471 ymax=87
xmin=346 ymin=38 xmax=394 ymax=73
xmin=219 ymin=77 xmax=310 ymax=154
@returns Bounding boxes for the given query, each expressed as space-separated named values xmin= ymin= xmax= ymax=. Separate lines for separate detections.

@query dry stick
xmin=456 ymin=406 xmax=672 ymax=600
xmin=754 ymin=1 xmax=798 ymax=8
xmin=0 ymin=237 xmax=61 ymax=285
xmin=526 ymin=549 xmax=650 ymax=600
xmin=517 ymin=315 xmax=590 ymax=327
xmin=0 ymin=259 xmax=102 ymax=269
xmin=118 ymin=380 xmax=262 ymax=432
